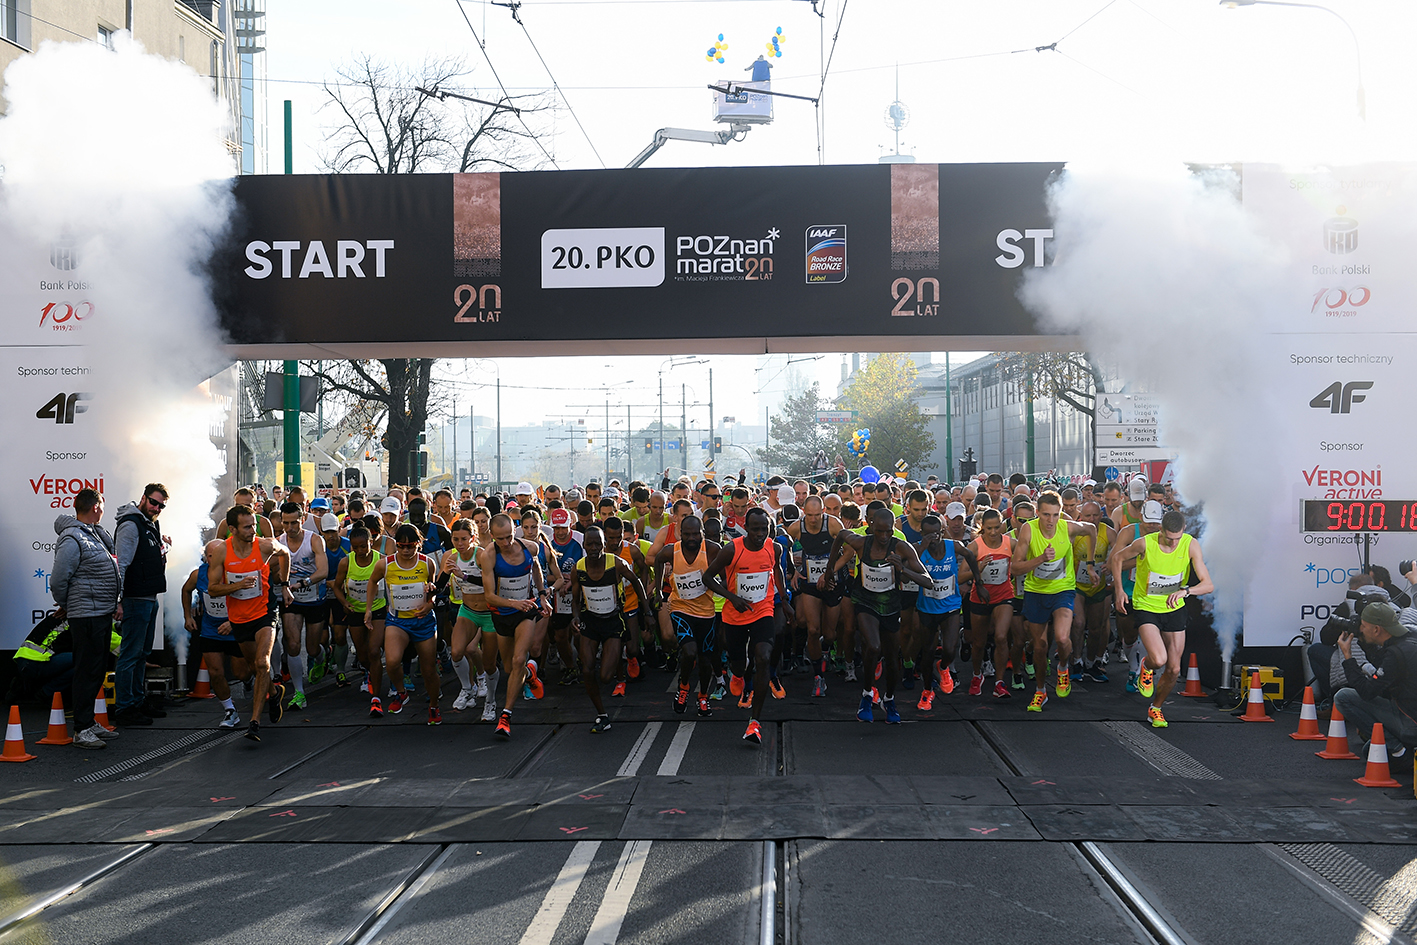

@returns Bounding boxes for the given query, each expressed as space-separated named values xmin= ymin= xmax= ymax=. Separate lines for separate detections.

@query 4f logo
xmin=1310 ymin=381 xmax=1372 ymax=414
xmin=37 ymin=392 xmax=91 ymax=424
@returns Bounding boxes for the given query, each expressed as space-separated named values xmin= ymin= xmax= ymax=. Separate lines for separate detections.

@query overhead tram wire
xmin=452 ymin=0 xmax=562 ymax=169
xmin=490 ymin=0 xmax=607 ymax=168
xmin=815 ymin=0 xmax=850 ymax=164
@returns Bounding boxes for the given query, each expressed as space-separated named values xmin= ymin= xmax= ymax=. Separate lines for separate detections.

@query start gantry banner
xmin=213 ymin=163 xmax=1064 ymax=345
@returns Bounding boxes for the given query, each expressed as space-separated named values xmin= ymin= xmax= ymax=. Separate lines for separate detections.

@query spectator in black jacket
xmin=1335 ymin=601 xmax=1417 ymax=759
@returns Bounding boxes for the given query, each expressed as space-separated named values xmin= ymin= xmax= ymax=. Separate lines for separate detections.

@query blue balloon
xmin=718 ymin=33 xmax=725 ymax=41
xmin=860 ymin=465 xmax=880 ymax=484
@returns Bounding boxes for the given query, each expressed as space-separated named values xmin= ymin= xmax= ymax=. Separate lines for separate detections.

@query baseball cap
xmin=1129 ymin=479 xmax=1147 ymax=501
xmin=516 ymin=481 xmax=534 ymax=496
xmin=320 ymin=513 xmax=340 ymax=531
xmin=549 ymin=508 xmax=572 ymax=528
xmin=310 ymin=497 xmax=330 ymax=510
xmin=1141 ymin=500 xmax=1165 ymax=524
xmin=777 ymin=484 xmax=796 ymax=505
xmin=1361 ymin=601 xmax=1406 ymax=636
xmin=604 ymin=487 xmax=620 ymax=499
xmin=944 ymin=502 xmax=967 ymax=519
xmin=380 ymin=496 xmax=402 ymax=515
xmin=1083 ymin=479 xmax=1096 ymax=487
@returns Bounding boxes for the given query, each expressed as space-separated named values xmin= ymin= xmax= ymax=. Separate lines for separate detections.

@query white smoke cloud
xmin=0 ymin=36 xmax=235 ymax=656
xmin=1020 ymin=162 xmax=1291 ymax=657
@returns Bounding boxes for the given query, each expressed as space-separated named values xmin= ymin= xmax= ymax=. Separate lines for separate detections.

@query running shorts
xmin=581 ymin=612 xmax=629 ymax=643
xmin=670 ymin=612 xmax=716 ymax=652
xmin=387 ymin=613 xmax=437 ymax=643
xmin=723 ymin=615 xmax=775 ymax=658
xmin=230 ymin=614 xmax=274 ymax=643
xmin=1133 ymin=606 xmax=1187 ymax=635
xmin=1023 ymin=590 xmax=1075 ymax=625
xmin=197 ymin=634 xmax=244 ymax=658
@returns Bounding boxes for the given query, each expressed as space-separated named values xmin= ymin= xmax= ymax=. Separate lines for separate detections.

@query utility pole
xmin=658 ymin=375 xmax=664 ymax=475
xmin=1025 ymin=365 xmax=1036 ymax=476
xmin=281 ymin=99 xmax=300 ymax=490
xmin=681 ymin=384 xmax=687 ymax=476
xmin=945 ymin=353 xmax=953 ymax=482
xmin=605 ymin=397 xmax=610 ymax=484
xmin=452 ymin=396 xmax=457 ymax=488
xmin=495 ymin=377 xmax=502 ymax=490
xmin=469 ymin=403 xmax=475 ymax=490
xmin=626 ymin=405 xmax=632 ymax=483
xmin=708 ymin=367 xmax=715 ymax=477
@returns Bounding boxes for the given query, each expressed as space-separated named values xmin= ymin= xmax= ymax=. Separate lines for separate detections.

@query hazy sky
xmin=261 ymin=0 xmax=1414 ymax=425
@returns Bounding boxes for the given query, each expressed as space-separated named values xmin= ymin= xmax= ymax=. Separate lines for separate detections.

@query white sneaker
xmin=74 ymin=727 xmax=106 ymax=749
xmin=474 ymin=672 xmax=488 ymax=699
xmin=452 ymin=688 xmax=474 ymax=711
xmin=845 ymin=665 xmax=858 ymax=683
xmin=219 ymin=707 xmax=241 ymax=730
xmin=982 ymin=659 xmax=996 ymax=678
xmin=86 ymin=723 xmax=119 ymax=741
xmin=479 ymin=698 xmax=498 ymax=722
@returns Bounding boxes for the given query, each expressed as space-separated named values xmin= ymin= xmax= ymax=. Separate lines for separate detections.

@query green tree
xmin=757 ymin=383 xmax=835 ymax=477
xmin=838 ymin=354 xmax=936 ymax=475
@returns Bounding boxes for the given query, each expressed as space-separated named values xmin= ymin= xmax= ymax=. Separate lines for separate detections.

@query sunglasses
xmin=147 ymin=497 xmax=167 ymax=509
xmin=396 ymin=542 xmax=418 ymax=549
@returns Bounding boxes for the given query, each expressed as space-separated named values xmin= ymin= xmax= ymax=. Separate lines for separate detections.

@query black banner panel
xmin=216 ymin=163 xmax=1063 ymax=348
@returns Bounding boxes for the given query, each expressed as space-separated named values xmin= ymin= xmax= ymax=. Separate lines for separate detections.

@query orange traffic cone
xmin=93 ymin=690 xmax=115 ymax=732
xmin=1289 ymin=685 xmax=1326 ymax=740
xmin=1239 ymin=670 xmax=1274 ymax=722
xmin=1 ymin=705 xmax=36 ymax=762
xmin=1316 ymin=702 xmax=1361 ymax=759
xmin=1181 ymin=653 xmax=1205 ymax=697
xmin=191 ymin=666 xmax=215 ymax=699
xmin=1355 ymin=722 xmax=1402 ymax=788
xmin=36 ymin=692 xmax=72 ymax=746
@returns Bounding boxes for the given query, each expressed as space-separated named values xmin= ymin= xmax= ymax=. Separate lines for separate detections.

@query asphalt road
xmin=2 ymin=655 xmax=1416 ymax=945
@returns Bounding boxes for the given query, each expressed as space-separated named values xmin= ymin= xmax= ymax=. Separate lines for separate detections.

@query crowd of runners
xmin=186 ymin=470 xmax=1212 ymax=745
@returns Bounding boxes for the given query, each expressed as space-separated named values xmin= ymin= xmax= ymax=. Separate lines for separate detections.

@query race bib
xmin=980 ymin=558 xmax=1010 ymax=586
xmin=1076 ymin=561 xmax=1095 ymax=585
xmin=584 ymin=584 xmax=617 ymax=615
xmin=556 ymin=590 xmax=573 ymax=614
xmin=500 ymin=572 xmax=533 ymax=600
xmin=291 ymin=580 xmax=320 ymax=604
xmin=346 ymin=577 xmax=369 ymax=599
xmin=924 ymin=575 xmax=956 ymax=600
xmin=806 ymin=556 xmax=829 ymax=581
xmin=1148 ymin=571 xmax=1184 ymax=597
xmin=1034 ymin=557 xmax=1067 ymax=581
xmin=674 ymin=569 xmax=707 ymax=601
xmin=861 ymin=563 xmax=894 ymax=594
xmin=387 ymin=581 xmax=425 ymax=612
xmin=201 ymin=591 xmax=227 ymax=619
xmin=901 ymin=580 xmax=920 ymax=593
xmin=735 ymin=570 xmax=770 ymax=603
xmin=227 ymin=568 xmax=263 ymax=600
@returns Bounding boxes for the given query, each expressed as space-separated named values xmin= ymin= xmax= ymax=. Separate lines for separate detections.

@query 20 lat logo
xmin=1310 ymin=381 xmax=1372 ymax=414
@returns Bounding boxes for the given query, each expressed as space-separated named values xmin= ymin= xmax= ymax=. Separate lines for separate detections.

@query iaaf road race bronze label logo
xmin=805 ymin=225 xmax=846 ymax=284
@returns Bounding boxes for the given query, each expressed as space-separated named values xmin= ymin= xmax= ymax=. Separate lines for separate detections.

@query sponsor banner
xmin=213 ymin=163 xmax=1064 ymax=345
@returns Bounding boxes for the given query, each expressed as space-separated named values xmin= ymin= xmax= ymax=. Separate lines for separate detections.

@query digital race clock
xmin=1301 ymin=499 xmax=1417 ymax=533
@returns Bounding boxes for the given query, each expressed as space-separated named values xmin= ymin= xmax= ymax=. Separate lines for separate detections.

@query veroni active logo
xmin=36 ymin=392 xmax=91 ymax=424
xmin=805 ymin=226 xmax=847 ymax=284
xmin=1310 ymin=381 xmax=1371 ymax=414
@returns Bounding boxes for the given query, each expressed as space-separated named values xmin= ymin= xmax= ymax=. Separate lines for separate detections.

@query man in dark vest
xmin=113 ymin=483 xmax=170 ymax=726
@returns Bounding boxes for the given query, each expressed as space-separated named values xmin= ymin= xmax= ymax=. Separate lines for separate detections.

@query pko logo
xmin=1310 ymin=381 xmax=1372 ymax=414
xmin=50 ymin=236 xmax=79 ymax=271
xmin=1323 ymin=207 xmax=1358 ymax=255
xmin=1305 ymin=562 xmax=1364 ymax=589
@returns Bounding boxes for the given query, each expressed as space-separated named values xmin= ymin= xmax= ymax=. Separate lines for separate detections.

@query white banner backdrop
xmin=1241 ymin=164 xmax=1417 ymax=645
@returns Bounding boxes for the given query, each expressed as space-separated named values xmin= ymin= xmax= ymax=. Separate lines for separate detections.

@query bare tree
xmin=316 ymin=54 xmax=553 ymax=487
xmin=998 ymin=352 xmax=1109 ymax=469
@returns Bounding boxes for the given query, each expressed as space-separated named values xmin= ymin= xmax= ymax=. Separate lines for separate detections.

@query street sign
xmin=1095 ymin=393 xmax=1159 ymax=426
xmin=1096 ymin=447 xmax=1172 ymax=465
xmin=667 ymin=440 xmax=680 ymax=450
xmin=816 ymin=410 xmax=856 ymax=424
xmin=1096 ymin=424 xmax=1159 ymax=445
xmin=1104 ymin=466 xmax=1119 ymax=481
xmin=700 ymin=440 xmax=711 ymax=450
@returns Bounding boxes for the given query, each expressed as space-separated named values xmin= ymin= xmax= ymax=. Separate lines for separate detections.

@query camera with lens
xmin=1321 ymin=587 xmax=1391 ymax=644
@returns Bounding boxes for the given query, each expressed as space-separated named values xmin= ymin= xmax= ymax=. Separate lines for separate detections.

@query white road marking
xmin=655 ymin=722 xmax=695 ymax=777
xmin=517 ymin=840 xmax=602 ymax=945
xmin=583 ymin=840 xmax=653 ymax=945
xmin=616 ymin=721 xmax=662 ymax=777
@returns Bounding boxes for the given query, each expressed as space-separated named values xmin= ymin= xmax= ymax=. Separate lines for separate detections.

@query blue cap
xmin=310 ymin=497 xmax=331 ymax=510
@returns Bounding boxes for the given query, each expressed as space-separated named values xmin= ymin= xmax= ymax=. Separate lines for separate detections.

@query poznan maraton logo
xmin=805 ymin=225 xmax=846 ymax=284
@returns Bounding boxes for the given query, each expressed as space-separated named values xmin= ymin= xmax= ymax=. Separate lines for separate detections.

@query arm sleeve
xmin=50 ymin=535 xmax=80 ymax=606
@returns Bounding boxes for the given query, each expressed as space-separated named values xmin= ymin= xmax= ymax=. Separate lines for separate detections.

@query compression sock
xmin=454 ymin=657 xmax=472 ymax=690
xmin=288 ymin=653 xmax=305 ymax=693
xmin=333 ymin=643 xmax=349 ymax=673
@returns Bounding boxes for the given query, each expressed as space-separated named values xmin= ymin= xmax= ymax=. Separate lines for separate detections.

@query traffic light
xmin=418 ymin=431 xmax=427 ymax=446
xmin=645 ymin=438 xmax=654 ymax=454
xmin=418 ymin=451 xmax=429 ymax=478
xmin=713 ymin=436 xmax=722 ymax=452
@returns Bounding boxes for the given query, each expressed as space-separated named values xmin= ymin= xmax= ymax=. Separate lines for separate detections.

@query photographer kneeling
xmin=1334 ymin=601 xmax=1417 ymax=760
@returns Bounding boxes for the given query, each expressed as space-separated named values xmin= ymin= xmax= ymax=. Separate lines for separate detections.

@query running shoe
xmin=710 ymin=680 xmax=727 ymax=701
xmin=901 ymin=665 xmax=916 ymax=691
xmin=428 ymin=706 xmax=443 ymax=726
xmin=871 ymin=687 xmax=882 ymax=706
xmin=1056 ymin=668 xmax=1072 ymax=699
xmin=697 ymin=695 xmax=712 ymax=717
xmin=938 ymin=662 xmax=956 ymax=694
xmin=495 ymin=712 xmax=512 ymax=740
xmin=812 ymin=675 xmax=827 ymax=698
xmin=743 ymin=719 xmax=762 ymax=744
xmin=1138 ymin=667 xmax=1155 ymax=698
xmin=917 ymin=689 xmax=935 ymax=712
xmin=1027 ymin=690 xmax=1048 ymax=712
xmin=1086 ymin=661 xmax=1109 ymax=684
xmin=1024 ymin=659 xmax=1035 ymax=680
xmin=220 ymin=707 xmax=241 ymax=730
xmin=479 ymin=698 xmax=498 ymax=722
xmin=1147 ymin=705 xmax=1167 ymax=729
xmin=1125 ymin=672 xmax=1138 ymax=694
xmin=523 ymin=683 xmax=535 ymax=701
xmin=558 ymin=671 xmax=580 ymax=687
xmin=738 ymin=688 xmax=753 ymax=709
xmin=388 ymin=693 xmax=405 ymax=715
xmin=453 ymin=688 xmax=474 ymax=711
xmin=526 ymin=660 xmax=544 ymax=699
xmin=287 ymin=690 xmax=307 ymax=711
xmin=968 ymin=673 xmax=984 ymax=697
xmin=475 ymin=673 xmax=489 ymax=698
xmin=674 ymin=685 xmax=690 ymax=714
xmin=267 ymin=683 xmax=285 ymax=724
xmin=729 ymin=674 xmax=745 ymax=696
xmin=1011 ymin=676 xmax=1027 ymax=692
xmin=982 ymin=658 xmax=996 ymax=678
xmin=612 ymin=681 xmax=627 ymax=698
xmin=874 ymin=660 xmax=883 ymax=681
xmin=309 ymin=648 xmax=328 ymax=683
xmin=883 ymin=698 xmax=901 ymax=724
xmin=360 ymin=672 xmax=371 ymax=695
xmin=369 ymin=697 xmax=384 ymax=719
xmin=769 ymin=677 xmax=786 ymax=700
xmin=405 ymin=677 xmax=416 ymax=692
xmin=626 ymin=656 xmax=642 ymax=680
xmin=335 ymin=670 xmax=349 ymax=688
xmin=993 ymin=681 xmax=1011 ymax=699
xmin=244 ymin=719 xmax=260 ymax=742
xmin=591 ymin=714 xmax=612 ymax=734
xmin=844 ymin=665 xmax=858 ymax=683
xmin=858 ymin=694 xmax=874 ymax=722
